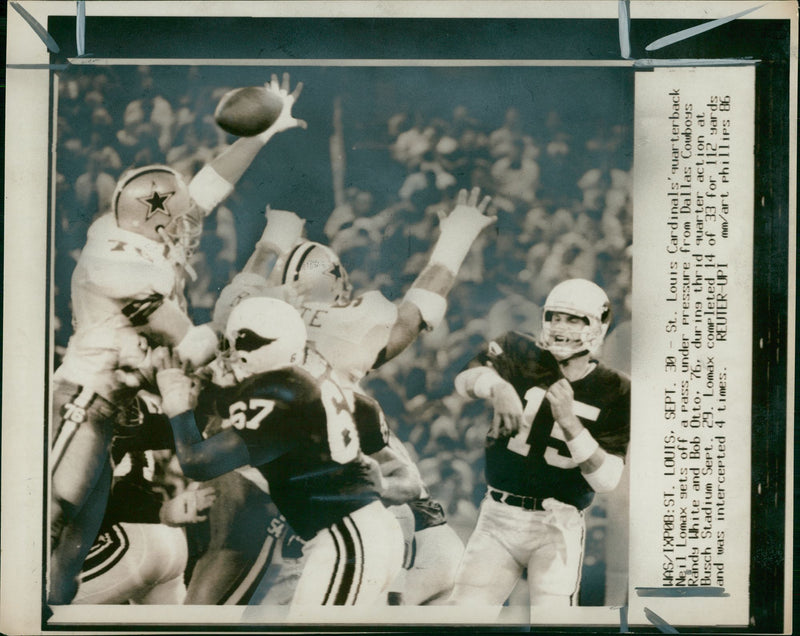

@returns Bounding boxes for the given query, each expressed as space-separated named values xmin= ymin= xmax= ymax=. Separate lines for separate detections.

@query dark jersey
xmin=474 ymin=331 xmax=630 ymax=510
xmin=211 ymin=363 xmax=386 ymax=540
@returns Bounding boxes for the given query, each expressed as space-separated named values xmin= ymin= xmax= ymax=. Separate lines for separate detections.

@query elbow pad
xmin=189 ymin=165 xmax=234 ymax=215
xmin=175 ymin=324 xmax=219 ymax=368
xmin=454 ymin=366 xmax=504 ymax=399
xmin=583 ymin=452 xmax=625 ymax=493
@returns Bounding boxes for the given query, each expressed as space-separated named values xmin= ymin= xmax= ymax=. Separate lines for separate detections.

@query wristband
xmin=404 ymin=287 xmax=447 ymax=330
xmin=189 ymin=165 xmax=234 ymax=214
xmin=583 ymin=453 xmax=624 ymax=492
xmin=565 ymin=428 xmax=600 ymax=464
xmin=455 ymin=366 xmax=504 ymax=399
xmin=169 ymin=410 xmax=202 ymax=444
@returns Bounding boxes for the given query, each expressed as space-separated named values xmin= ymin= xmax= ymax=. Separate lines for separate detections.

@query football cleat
xmin=112 ymin=165 xmax=202 ymax=256
xmin=224 ymin=297 xmax=307 ymax=381
xmin=280 ymin=241 xmax=352 ymax=306
xmin=538 ymin=278 xmax=611 ymax=360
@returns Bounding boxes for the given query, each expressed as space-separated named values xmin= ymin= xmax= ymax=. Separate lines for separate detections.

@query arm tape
xmin=189 ymin=165 xmax=234 ymax=215
xmin=169 ymin=410 xmax=203 ymax=446
xmin=455 ymin=366 xmax=505 ymax=399
xmin=565 ymin=428 xmax=600 ymax=464
xmin=175 ymin=324 xmax=219 ymax=368
xmin=403 ymin=287 xmax=447 ymax=330
xmin=583 ymin=452 xmax=625 ymax=493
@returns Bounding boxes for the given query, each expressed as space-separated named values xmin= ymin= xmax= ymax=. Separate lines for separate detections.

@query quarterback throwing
xmin=450 ymin=279 xmax=630 ymax=609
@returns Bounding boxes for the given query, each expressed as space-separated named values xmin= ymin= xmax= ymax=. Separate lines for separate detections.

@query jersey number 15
xmin=508 ymin=386 xmax=600 ymax=468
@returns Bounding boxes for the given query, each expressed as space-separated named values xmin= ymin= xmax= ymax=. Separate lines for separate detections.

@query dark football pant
xmin=185 ymin=470 xmax=291 ymax=605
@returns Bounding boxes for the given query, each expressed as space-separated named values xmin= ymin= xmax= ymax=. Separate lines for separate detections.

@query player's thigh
xmin=51 ymin=386 xmax=116 ymax=508
xmin=74 ymin=523 xmax=141 ymax=604
xmin=450 ymin=509 xmax=524 ymax=606
xmin=526 ymin=509 xmax=585 ymax=604
xmin=206 ymin=470 xmax=273 ymax=555
xmin=49 ymin=460 xmax=113 ymax=604
xmin=187 ymin=474 xmax=283 ymax=605
xmin=403 ymin=524 xmax=464 ymax=606
xmin=136 ymin=523 xmax=189 ymax=587
xmin=76 ymin=523 xmax=188 ymax=605
xmin=290 ymin=502 xmax=403 ymax=608
xmin=134 ymin=575 xmax=187 ymax=605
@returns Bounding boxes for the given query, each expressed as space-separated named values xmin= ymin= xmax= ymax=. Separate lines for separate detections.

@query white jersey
xmin=55 ymin=214 xmax=186 ymax=400
xmin=214 ymin=275 xmax=398 ymax=388
xmin=296 ymin=291 xmax=398 ymax=387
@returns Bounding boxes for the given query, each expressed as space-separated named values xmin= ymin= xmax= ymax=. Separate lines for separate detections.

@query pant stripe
xmin=569 ymin=519 xmax=586 ymax=606
xmin=322 ymin=526 xmax=343 ymax=605
xmin=80 ymin=524 xmax=129 ymax=583
xmin=343 ymin=516 xmax=365 ymax=605
xmin=332 ymin=520 xmax=357 ymax=605
xmin=220 ymin=534 xmax=278 ymax=605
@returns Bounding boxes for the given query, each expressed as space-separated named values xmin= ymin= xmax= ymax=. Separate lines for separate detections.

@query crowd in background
xmin=53 ymin=65 xmax=633 ymax=604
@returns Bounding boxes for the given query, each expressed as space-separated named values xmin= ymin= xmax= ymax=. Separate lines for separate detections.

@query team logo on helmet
xmin=538 ymin=278 xmax=611 ymax=360
xmin=137 ymin=189 xmax=174 ymax=221
xmin=280 ymin=241 xmax=352 ymax=306
xmin=224 ymin=297 xmax=308 ymax=381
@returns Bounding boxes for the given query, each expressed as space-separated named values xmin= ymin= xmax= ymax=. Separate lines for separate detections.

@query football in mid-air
xmin=214 ymin=86 xmax=283 ymax=137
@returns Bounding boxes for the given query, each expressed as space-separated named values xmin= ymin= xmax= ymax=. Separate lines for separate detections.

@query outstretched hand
xmin=437 ymin=187 xmax=496 ymax=235
xmin=259 ymin=207 xmax=306 ymax=254
xmin=262 ymin=72 xmax=307 ymax=137
xmin=160 ymin=483 xmax=217 ymax=526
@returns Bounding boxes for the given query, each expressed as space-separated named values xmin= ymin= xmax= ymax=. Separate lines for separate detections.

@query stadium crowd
xmin=52 ymin=65 xmax=632 ymax=603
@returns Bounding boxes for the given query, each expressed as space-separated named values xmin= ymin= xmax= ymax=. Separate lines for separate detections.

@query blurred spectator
xmin=55 ymin=67 xmax=633 ymax=560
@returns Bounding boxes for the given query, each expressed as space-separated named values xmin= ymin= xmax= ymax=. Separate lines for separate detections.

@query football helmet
xmin=280 ymin=241 xmax=352 ymax=305
xmin=224 ymin=297 xmax=307 ymax=381
xmin=538 ymin=278 xmax=611 ymax=360
xmin=112 ymin=165 xmax=202 ymax=255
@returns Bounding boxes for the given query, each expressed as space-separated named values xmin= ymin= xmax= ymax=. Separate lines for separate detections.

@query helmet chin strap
xmin=555 ymin=348 xmax=591 ymax=365
xmin=156 ymin=225 xmax=197 ymax=281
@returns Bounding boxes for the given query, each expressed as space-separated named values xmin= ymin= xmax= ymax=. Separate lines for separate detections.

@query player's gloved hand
xmin=153 ymin=347 xmax=200 ymax=418
xmin=430 ymin=187 xmax=495 ymax=274
xmin=257 ymin=72 xmax=308 ymax=142
xmin=489 ymin=381 xmax=524 ymax=438
xmin=259 ymin=207 xmax=306 ymax=254
xmin=160 ymin=482 xmax=217 ymax=526
xmin=545 ymin=378 xmax=581 ymax=437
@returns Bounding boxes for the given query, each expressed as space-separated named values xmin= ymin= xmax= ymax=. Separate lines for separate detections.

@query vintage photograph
xmin=2 ymin=2 xmax=795 ymax=633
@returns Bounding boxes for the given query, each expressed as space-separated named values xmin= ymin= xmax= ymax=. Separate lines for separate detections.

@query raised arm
xmin=188 ymin=73 xmax=307 ymax=217
xmin=375 ymin=187 xmax=495 ymax=367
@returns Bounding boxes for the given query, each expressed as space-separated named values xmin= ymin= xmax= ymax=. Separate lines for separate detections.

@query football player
xmin=72 ymin=450 xmax=215 ymax=605
xmin=449 ymin=279 xmax=630 ymax=609
xmin=209 ymin=187 xmax=495 ymax=605
xmin=48 ymin=73 xmax=306 ymax=605
xmin=153 ymin=297 xmax=406 ymax=608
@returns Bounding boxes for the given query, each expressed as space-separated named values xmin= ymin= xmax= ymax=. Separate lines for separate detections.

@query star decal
xmin=138 ymin=188 xmax=175 ymax=220
xmin=330 ymin=263 xmax=343 ymax=280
